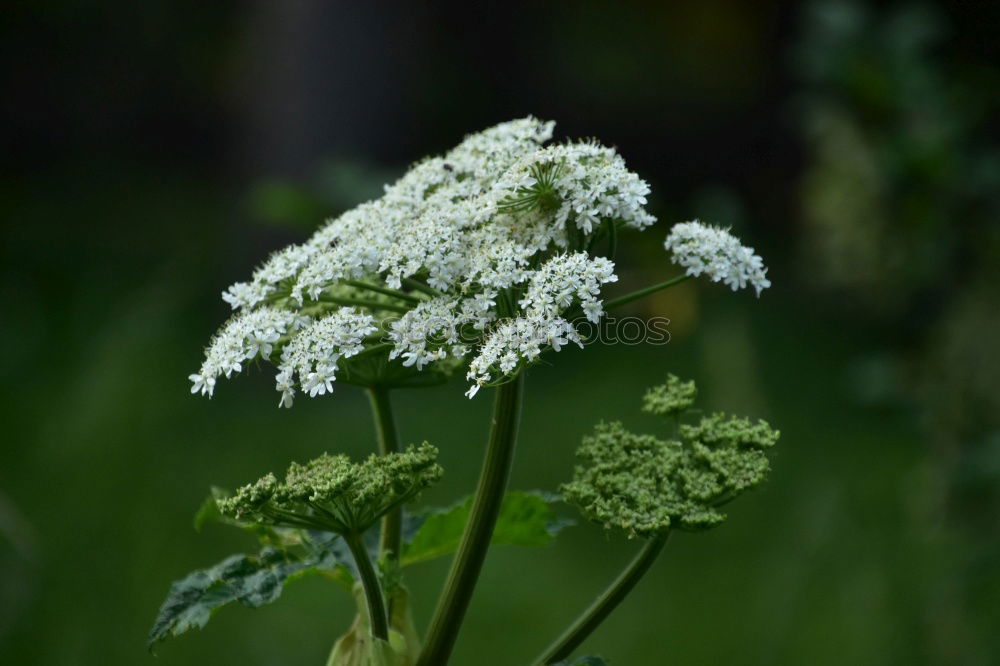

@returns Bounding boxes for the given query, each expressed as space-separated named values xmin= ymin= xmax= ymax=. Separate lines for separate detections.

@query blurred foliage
xmin=793 ymin=2 xmax=1000 ymax=661
xmin=794 ymin=0 xmax=1000 ymax=316
xmin=246 ymin=160 xmax=393 ymax=232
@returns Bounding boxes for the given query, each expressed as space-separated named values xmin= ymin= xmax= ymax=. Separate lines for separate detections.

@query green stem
xmin=318 ymin=294 xmax=410 ymax=313
xmin=367 ymin=386 xmax=402 ymax=561
xmin=344 ymin=531 xmax=390 ymax=642
xmin=344 ymin=279 xmax=422 ymax=304
xmin=401 ymin=277 xmax=443 ymax=298
xmin=603 ymin=274 xmax=691 ymax=312
xmin=416 ymin=373 xmax=525 ymax=666
xmin=604 ymin=217 xmax=617 ymax=260
xmin=536 ymin=531 xmax=671 ymax=665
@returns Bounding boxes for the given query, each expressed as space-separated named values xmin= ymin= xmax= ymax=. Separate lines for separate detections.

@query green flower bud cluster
xmin=562 ymin=376 xmax=778 ymax=538
xmin=641 ymin=374 xmax=697 ymax=416
xmin=218 ymin=442 xmax=442 ymax=535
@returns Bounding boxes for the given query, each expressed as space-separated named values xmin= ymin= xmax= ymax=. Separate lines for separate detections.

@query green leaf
xmin=402 ymin=491 xmax=572 ymax=566
xmin=148 ymin=543 xmax=342 ymax=649
xmin=192 ymin=486 xmax=229 ymax=532
xmin=192 ymin=488 xmax=292 ymax=546
xmin=552 ymin=658 xmax=610 ymax=666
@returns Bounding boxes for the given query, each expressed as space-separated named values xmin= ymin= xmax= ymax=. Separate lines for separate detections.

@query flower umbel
xmin=218 ymin=443 xmax=442 ymax=534
xmin=664 ymin=220 xmax=771 ymax=296
xmin=190 ymin=118 xmax=658 ymax=404
xmin=562 ymin=377 xmax=779 ymax=537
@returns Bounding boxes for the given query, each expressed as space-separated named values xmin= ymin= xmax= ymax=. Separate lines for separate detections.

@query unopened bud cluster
xmin=563 ymin=375 xmax=779 ymax=537
xmin=218 ymin=442 xmax=442 ymax=534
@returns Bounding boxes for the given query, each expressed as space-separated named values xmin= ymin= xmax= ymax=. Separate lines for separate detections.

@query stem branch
xmin=318 ymin=294 xmax=410 ymax=313
xmin=344 ymin=279 xmax=422 ymax=304
xmin=344 ymin=531 xmax=390 ymax=642
xmin=536 ymin=531 xmax=671 ymax=665
xmin=401 ymin=277 xmax=443 ymax=298
xmin=603 ymin=274 xmax=691 ymax=312
xmin=416 ymin=373 xmax=525 ymax=666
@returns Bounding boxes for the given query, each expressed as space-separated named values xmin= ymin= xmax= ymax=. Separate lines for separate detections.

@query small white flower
xmin=275 ymin=368 xmax=295 ymax=408
xmin=582 ymin=300 xmax=604 ymax=323
xmin=304 ymin=364 xmax=336 ymax=397
xmin=621 ymin=178 xmax=650 ymax=209
xmin=575 ymin=206 xmax=601 ymax=234
xmin=246 ymin=329 xmax=280 ymax=359
xmin=188 ymin=373 xmax=216 ymax=397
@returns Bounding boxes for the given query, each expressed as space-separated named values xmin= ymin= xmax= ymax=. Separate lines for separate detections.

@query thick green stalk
xmin=603 ymin=274 xmax=691 ymax=311
xmin=367 ymin=386 xmax=402 ymax=561
xmin=536 ymin=531 xmax=671 ymax=665
xmin=416 ymin=374 xmax=525 ymax=666
xmin=344 ymin=531 xmax=390 ymax=642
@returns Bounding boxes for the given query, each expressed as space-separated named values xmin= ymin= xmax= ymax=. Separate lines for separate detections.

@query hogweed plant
xmin=151 ymin=118 xmax=778 ymax=665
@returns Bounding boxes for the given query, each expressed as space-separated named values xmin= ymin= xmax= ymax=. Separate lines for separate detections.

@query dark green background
xmin=2 ymin=1 xmax=997 ymax=664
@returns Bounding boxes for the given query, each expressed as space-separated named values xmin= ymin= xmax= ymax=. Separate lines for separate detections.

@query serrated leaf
xmin=148 ymin=543 xmax=342 ymax=648
xmin=402 ymin=491 xmax=572 ymax=566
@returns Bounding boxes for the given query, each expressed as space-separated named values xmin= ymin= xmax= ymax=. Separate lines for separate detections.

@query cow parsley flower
xmin=190 ymin=117 xmax=659 ymax=403
xmin=562 ymin=377 xmax=779 ymax=537
xmin=664 ymin=220 xmax=771 ymax=296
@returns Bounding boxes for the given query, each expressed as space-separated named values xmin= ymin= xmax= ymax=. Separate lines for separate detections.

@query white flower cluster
xmin=664 ymin=221 xmax=771 ymax=296
xmin=277 ymin=308 xmax=378 ymax=407
xmin=189 ymin=307 xmax=302 ymax=398
xmin=464 ymin=317 xmax=582 ymax=398
xmin=191 ymin=117 xmax=658 ymax=404
xmin=520 ymin=253 xmax=617 ymax=323
xmin=386 ymin=296 xmax=486 ymax=371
